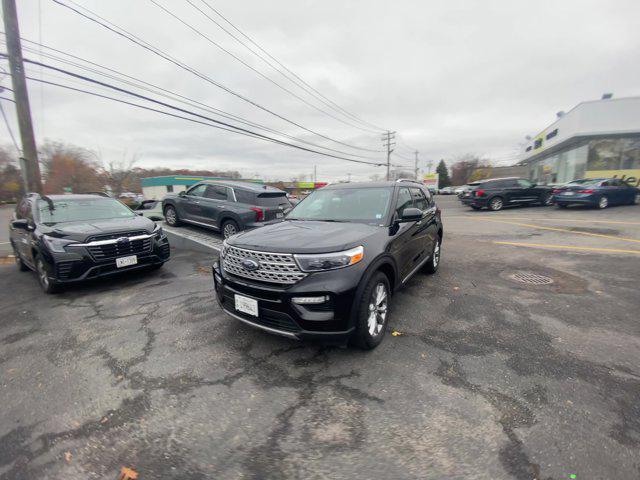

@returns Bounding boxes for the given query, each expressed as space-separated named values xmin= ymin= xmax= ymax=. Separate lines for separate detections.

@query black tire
xmin=423 ymin=235 xmax=441 ymax=274
xmin=35 ymin=255 xmax=59 ymax=294
xmin=470 ymin=205 xmax=481 ymax=211
xmin=540 ymin=192 xmax=553 ymax=206
xmin=12 ymin=244 xmax=29 ymax=271
xmin=488 ymin=196 xmax=504 ymax=211
xmin=597 ymin=195 xmax=609 ymax=209
xmin=164 ymin=205 xmax=180 ymax=226
xmin=352 ymin=272 xmax=391 ymax=350
xmin=221 ymin=219 xmax=240 ymax=239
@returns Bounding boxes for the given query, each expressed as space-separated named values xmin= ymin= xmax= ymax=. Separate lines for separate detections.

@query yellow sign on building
xmin=585 ymin=169 xmax=640 ymax=187
xmin=423 ymin=173 xmax=439 ymax=187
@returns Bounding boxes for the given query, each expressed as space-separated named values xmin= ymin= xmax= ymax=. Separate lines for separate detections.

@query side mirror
xmin=398 ymin=207 xmax=423 ymax=222
xmin=11 ymin=219 xmax=32 ymax=230
xmin=178 ymin=191 xmax=186 ymax=197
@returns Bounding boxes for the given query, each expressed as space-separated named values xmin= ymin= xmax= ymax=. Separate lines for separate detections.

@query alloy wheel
xmin=598 ymin=196 xmax=608 ymax=209
xmin=490 ymin=198 xmax=503 ymax=211
xmin=367 ymin=283 xmax=388 ymax=336
xmin=223 ymin=223 xmax=237 ymax=238
xmin=165 ymin=207 xmax=177 ymax=225
xmin=635 ymin=194 xmax=640 ymax=205
xmin=432 ymin=240 xmax=441 ymax=268
xmin=36 ymin=258 xmax=49 ymax=289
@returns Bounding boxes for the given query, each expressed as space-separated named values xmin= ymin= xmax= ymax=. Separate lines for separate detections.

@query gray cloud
xmin=2 ymin=0 xmax=639 ymax=181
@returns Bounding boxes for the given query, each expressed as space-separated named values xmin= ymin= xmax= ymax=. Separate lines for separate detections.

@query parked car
xmin=439 ymin=187 xmax=455 ymax=195
xmin=162 ymin=181 xmax=291 ymax=238
xmin=459 ymin=177 xmax=553 ymax=211
xmin=9 ymin=193 xmax=170 ymax=293
xmin=135 ymin=199 xmax=164 ymax=221
xmin=212 ymin=180 xmax=443 ymax=349
xmin=454 ymin=185 xmax=471 ymax=197
xmin=553 ymin=178 xmax=640 ymax=209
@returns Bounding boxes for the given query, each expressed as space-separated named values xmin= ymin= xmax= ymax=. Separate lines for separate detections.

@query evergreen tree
xmin=436 ymin=159 xmax=452 ymax=187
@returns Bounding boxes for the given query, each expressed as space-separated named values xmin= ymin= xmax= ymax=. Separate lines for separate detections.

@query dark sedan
xmin=553 ymin=178 xmax=640 ymax=209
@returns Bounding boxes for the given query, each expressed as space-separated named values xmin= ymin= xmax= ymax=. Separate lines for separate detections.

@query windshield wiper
xmin=313 ymin=219 xmax=350 ymax=223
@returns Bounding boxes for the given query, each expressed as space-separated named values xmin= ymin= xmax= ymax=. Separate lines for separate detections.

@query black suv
xmin=460 ymin=177 xmax=553 ymax=211
xmin=162 ymin=180 xmax=291 ymax=238
xmin=212 ymin=180 xmax=443 ymax=349
xmin=9 ymin=193 xmax=170 ymax=293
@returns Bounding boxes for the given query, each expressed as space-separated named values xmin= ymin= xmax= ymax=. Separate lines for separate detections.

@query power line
xmin=150 ymin=0 xmax=382 ymax=136
xmin=5 ymin=57 xmax=392 ymax=167
xmin=50 ymin=0 xmax=383 ymax=153
xmin=187 ymin=0 xmax=387 ymax=133
xmin=2 ymin=36 xmax=385 ymax=161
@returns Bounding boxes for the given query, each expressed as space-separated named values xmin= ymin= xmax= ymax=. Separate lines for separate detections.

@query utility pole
xmin=2 ymin=0 xmax=42 ymax=193
xmin=426 ymin=159 xmax=434 ymax=174
xmin=382 ymin=130 xmax=396 ymax=181
xmin=414 ymin=150 xmax=420 ymax=181
xmin=313 ymin=165 xmax=317 ymax=183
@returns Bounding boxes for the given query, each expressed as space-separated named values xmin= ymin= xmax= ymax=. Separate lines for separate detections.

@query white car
xmin=135 ymin=199 xmax=164 ymax=221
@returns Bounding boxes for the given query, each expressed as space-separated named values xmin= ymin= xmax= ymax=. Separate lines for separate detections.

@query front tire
xmin=164 ymin=205 xmax=180 ymax=226
xmin=423 ymin=236 xmax=441 ymax=274
xmin=35 ymin=255 xmax=59 ymax=294
xmin=470 ymin=205 xmax=481 ymax=211
xmin=597 ymin=196 xmax=609 ymax=209
xmin=352 ymin=272 xmax=391 ymax=350
xmin=222 ymin=219 xmax=240 ymax=239
xmin=489 ymin=196 xmax=504 ymax=211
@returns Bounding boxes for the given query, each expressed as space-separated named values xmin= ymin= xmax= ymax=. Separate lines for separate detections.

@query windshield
xmin=37 ymin=198 xmax=135 ymax=224
xmin=287 ymin=187 xmax=392 ymax=223
xmin=566 ymin=178 xmax=604 ymax=186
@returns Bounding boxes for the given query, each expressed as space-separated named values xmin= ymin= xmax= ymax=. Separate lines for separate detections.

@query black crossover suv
xmin=162 ymin=180 xmax=291 ymax=238
xmin=460 ymin=177 xmax=554 ymax=211
xmin=9 ymin=193 xmax=170 ymax=293
xmin=212 ymin=180 xmax=443 ymax=349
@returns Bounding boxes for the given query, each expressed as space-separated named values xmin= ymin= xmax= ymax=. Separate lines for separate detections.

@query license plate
xmin=563 ymin=191 xmax=575 ymax=196
xmin=276 ymin=212 xmax=284 ymax=218
xmin=235 ymin=294 xmax=258 ymax=316
xmin=116 ymin=255 xmax=138 ymax=268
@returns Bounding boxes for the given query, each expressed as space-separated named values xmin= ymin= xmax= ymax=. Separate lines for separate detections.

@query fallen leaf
xmin=391 ymin=330 xmax=404 ymax=337
xmin=100 ymin=417 xmax=108 ymax=424
xmin=64 ymin=451 xmax=72 ymax=463
xmin=119 ymin=467 xmax=139 ymax=480
xmin=453 ymin=286 xmax=460 ymax=291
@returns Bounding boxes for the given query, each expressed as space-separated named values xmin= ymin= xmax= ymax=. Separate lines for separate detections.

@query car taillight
xmin=552 ymin=189 xmax=561 ymax=194
xmin=577 ymin=189 xmax=594 ymax=194
xmin=475 ymin=189 xmax=485 ymax=197
xmin=251 ymin=207 xmax=264 ymax=222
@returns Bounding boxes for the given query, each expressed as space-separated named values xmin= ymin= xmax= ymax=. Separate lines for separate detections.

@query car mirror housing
xmin=11 ymin=219 xmax=32 ymax=230
xmin=399 ymin=207 xmax=422 ymax=222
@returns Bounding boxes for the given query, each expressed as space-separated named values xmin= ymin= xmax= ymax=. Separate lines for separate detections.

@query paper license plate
xmin=235 ymin=294 xmax=258 ymax=316
xmin=116 ymin=255 xmax=138 ymax=268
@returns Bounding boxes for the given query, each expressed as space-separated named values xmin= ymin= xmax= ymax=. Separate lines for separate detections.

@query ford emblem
xmin=241 ymin=258 xmax=260 ymax=271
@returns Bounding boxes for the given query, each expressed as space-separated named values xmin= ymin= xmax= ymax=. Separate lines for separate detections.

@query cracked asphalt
xmin=1 ymin=197 xmax=639 ymax=479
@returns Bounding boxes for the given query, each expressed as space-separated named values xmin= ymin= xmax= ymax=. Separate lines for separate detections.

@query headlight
xmin=153 ymin=223 xmax=164 ymax=238
xmin=42 ymin=235 xmax=79 ymax=253
xmin=294 ymin=246 xmax=364 ymax=272
xmin=221 ymin=239 xmax=230 ymax=258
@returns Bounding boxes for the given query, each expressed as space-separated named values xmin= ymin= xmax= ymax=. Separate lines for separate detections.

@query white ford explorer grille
xmin=222 ymin=245 xmax=307 ymax=285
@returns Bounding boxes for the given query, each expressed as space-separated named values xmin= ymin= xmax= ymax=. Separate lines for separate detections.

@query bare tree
xmin=103 ymin=152 xmax=140 ymax=196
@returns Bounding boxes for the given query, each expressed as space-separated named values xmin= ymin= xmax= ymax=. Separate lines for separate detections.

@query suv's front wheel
xmin=352 ymin=272 xmax=390 ymax=350
xmin=35 ymin=255 xmax=59 ymax=294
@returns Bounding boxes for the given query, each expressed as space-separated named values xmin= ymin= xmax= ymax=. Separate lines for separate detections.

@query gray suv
xmin=162 ymin=181 xmax=291 ymax=238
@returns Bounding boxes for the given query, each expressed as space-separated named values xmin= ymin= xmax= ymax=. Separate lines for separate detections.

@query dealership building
xmin=518 ymin=96 xmax=640 ymax=186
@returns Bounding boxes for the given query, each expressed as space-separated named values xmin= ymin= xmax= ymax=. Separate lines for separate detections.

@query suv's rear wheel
xmin=222 ymin=219 xmax=239 ymax=239
xmin=598 ymin=196 xmax=609 ymax=209
xmin=164 ymin=205 xmax=180 ymax=226
xmin=35 ymin=255 xmax=59 ymax=294
xmin=352 ymin=272 xmax=390 ymax=350
xmin=489 ymin=196 xmax=504 ymax=211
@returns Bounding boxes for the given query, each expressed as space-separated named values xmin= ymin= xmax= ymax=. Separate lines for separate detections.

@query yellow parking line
xmin=447 ymin=215 xmax=640 ymax=226
xmin=494 ymin=241 xmax=640 ymax=255
xmin=472 ymin=217 xmax=640 ymax=244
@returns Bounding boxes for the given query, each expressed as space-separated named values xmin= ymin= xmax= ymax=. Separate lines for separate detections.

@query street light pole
xmin=2 ymin=0 xmax=43 ymax=193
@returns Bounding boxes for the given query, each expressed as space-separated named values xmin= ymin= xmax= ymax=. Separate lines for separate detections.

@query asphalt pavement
xmin=0 ymin=196 xmax=639 ymax=479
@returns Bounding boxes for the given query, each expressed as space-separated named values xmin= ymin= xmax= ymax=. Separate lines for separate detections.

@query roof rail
xmin=395 ymin=178 xmax=422 ymax=184
xmin=81 ymin=191 xmax=111 ymax=197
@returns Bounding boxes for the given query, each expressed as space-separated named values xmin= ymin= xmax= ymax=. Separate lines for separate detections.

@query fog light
xmin=292 ymin=295 xmax=329 ymax=305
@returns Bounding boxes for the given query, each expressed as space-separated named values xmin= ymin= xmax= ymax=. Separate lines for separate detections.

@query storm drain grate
xmin=509 ymin=272 xmax=554 ymax=285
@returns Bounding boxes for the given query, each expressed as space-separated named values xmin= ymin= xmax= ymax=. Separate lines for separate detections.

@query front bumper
xmin=47 ymin=234 xmax=171 ymax=284
xmin=212 ymin=261 xmax=358 ymax=342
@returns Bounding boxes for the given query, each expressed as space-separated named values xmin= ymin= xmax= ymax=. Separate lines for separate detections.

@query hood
xmin=229 ymin=220 xmax=383 ymax=254
xmin=45 ymin=215 xmax=155 ymax=241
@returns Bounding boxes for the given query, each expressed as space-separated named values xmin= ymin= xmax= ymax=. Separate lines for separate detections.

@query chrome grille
xmin=87 ymin=237 xmax=152 ymax=260
xmin=222 ymin=245 xmax=307 ymax=285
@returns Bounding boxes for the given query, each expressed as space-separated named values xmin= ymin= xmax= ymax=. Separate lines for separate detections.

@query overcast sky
xmin=2 ymin=0 xmax=640 ymax=182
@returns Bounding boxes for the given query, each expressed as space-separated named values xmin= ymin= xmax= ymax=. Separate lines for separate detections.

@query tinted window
xmin=234 ymin=189 xmax=255 ymax=204
xmin=288 ymin=187 xmax=392 ymax=223
xmin=187 ymin=184 xmax=206 ymax=197
xmin=517 ymin=179 xmax=533 ymax=188
xmin=410 ymin=188 xmax=428 ymax=211
xmin=395 ymin=188 xmax=413 ymax=216
xmin=204 ymin=185 xmax=228 ymax=200
xmin=37 ymin=198 xmax=134 ymax=224
xmin=256 ymin=193 xmax=290 ymax=207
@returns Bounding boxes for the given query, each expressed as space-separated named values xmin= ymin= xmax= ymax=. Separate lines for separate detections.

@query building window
xmin=534 ymin=138 xmax=543 ymax=149
xmin=166 ymin=185 xmax=174 ymax=192
xmin=546 ymin=129 xmax=558 ymax=140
